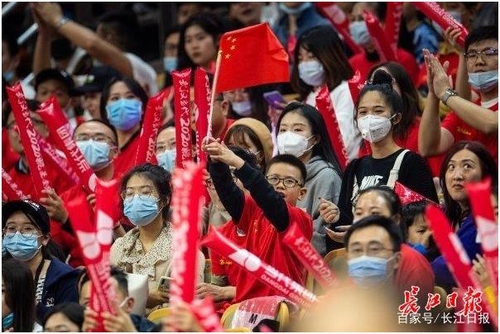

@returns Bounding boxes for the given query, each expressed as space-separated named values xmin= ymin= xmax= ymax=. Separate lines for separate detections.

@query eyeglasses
xmin=464 ymin=48 xmax=498 ymax=61
xmin=204 ymin=173 xmax=238 ymax=189
xmin=3 ymin=223 xmax=41 ymax=239
xmin=120 ymin=185 xmax=157 ymax=200
xmin=6 ymin=119 xmax=45 ymax=132
xmin=347 ymin=242 xmax=394 ymax=258
xmin=75 ymin=133 xmax=116 ymax=145
xmin=265 ymin=175 xmax=302 ymax=188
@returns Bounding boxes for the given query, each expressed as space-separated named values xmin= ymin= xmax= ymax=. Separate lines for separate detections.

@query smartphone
xmin=263 ymin=90 xmax=286 ymax=110
xmin=325 ymin=226 xmax=342 ymax=234
xmin=157 ymin=276 xmax=173 ymax=292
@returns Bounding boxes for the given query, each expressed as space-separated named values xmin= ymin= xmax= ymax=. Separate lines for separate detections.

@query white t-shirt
xmin=305 ymin=80 xmax=362 ymax=162
xmin=125 ymin=52 xmax=158 ymax=96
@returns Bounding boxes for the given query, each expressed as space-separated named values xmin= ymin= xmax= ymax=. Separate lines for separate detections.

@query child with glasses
xmin=203 ymin=137 xmax=312 ymax=305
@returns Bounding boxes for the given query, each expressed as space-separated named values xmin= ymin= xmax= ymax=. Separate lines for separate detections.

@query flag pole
xmin=206 ymin=51 xmax=222 ymax=140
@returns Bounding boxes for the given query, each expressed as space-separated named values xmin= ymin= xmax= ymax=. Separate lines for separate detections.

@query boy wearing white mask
xmin=419 ymin=26 xmax=498 ymax=163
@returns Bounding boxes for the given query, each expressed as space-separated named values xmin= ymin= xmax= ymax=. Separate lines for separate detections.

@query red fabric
xmin=349 ymin=48 xmax=419 ymax=86
xmin=442 ymin=102 xmax=498 ymax=163
xmin=218 ymin=118 xmax=236 ymax=141
xmin=8 ymin=161 xmax=73 ymax=201
xmin=214 ymin=23 xmax=289 ymax=93
xmin=211 ymin=195 xmax=313 ymax=304
xmin=395 ymin=244 xmax=434 ymax=303
xmin=363 ymin=10 xmax=397 ymax=62
xmin=2 ymin=128 xmax=19 ymax=172
xmin=113 ymin=133 xmax=141 ymax=179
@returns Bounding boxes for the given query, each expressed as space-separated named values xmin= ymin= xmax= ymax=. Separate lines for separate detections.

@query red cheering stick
xmin=170 ymin=162 xmax=204 ymax=305
xmin=2 ymin=168 xmax=29 ymax=200
xmin=315 ymin=2 xmax=362 ymax=55
xmin=412 ymin=2 xmax=468 ymax=47
xmin=135 ymin=89 xmax=168 ymax=165
xmin=173 ymin=69 xmax=193 ymax=169
xmin=384 ymin=2 xmax=403 ymax=55
xmin=315 ymin=85 xmax=349 ymax=170
xmin=191 ymin=297 xmax=225 ymax=332
xmin=194 ymin=68 xmax=210 ymax=167
xmin=466 ymin=178 xmax=498 ymax=291
xmin=202 ymin=229 xmax=318 ymax=307
xmin=6 ymin=83 xmax=52 ymax=200
xmin=363 ymin=10 xmax=397 ymax=62
xmin=37 ymin=96 xmax=97 ymax=193
xmin=283 ymin=223 xmax=339 ymax=290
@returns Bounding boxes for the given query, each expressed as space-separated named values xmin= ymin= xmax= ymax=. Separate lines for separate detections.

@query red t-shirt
xmin=442 ymin=101 xmax=498 ymax=163
xmin=211 ymin=194 xmax=313 ymax=304
xmin=113 ymin=132 xmax=141 ymax=179
xmin=2 ymin=128 xmax=19 ymax=172
xmin=395 ymin=244 xmax=434 ymax=302
xmin=349 ymin=49 xmax=419 ymax=85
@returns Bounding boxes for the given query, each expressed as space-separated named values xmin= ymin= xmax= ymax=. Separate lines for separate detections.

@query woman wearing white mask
xmin=110 ymin=163 xmax=205 ymax=314
xmin=99 ymin=77 xmax=149 ymax=178
xmin=329 ymin=77 xmax=438 ymax=250
xmin=276 ymin=102 xmax=342 ymax=256
xmin=292 ymin=24 xmax=362 ymax=161
xmin=2 ymin=200 xmax=80 ymax=323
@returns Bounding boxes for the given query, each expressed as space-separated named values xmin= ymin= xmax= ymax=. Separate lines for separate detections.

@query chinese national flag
xmin=214 ymin=23 xmax=289 ymax=93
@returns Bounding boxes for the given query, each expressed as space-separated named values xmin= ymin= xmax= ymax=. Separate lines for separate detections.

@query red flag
xmin=214 ymin=23 xmax=289 ymax=93
xmin=394 ymin=181 xmax=439 ymax=206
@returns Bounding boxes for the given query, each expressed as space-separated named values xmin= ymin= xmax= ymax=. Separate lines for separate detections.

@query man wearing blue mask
xmin=419 ymin=25 xmax=498 ymax=163
xmin=344 ymin=215 xmax=402 ymax=291
xmin=39 ymin=120 xmax=124 ymax=268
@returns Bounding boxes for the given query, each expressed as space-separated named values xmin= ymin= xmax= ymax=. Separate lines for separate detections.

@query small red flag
xmin=214 ymin=23 xmax=289 ymax=93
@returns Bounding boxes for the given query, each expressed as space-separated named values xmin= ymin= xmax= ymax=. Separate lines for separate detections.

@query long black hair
xmin=2 ymin=258 xmax=36 ymax=332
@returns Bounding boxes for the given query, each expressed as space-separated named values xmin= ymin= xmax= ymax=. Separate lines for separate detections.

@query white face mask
xmin=357 ymin=115 xmax=394 ymax=143
xmin=298 ymin=60 xmax=325 ymax=87
xmin=231 ymin=101 xmax=253 ymax=116
xmin=277 ymin=131 xmax=313 ymax=158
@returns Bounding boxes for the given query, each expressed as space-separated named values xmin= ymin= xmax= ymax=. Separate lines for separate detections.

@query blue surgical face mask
xmin=468 ymin=70 xmax=498 ymax=92
xmin=3 ymin=70 xmax=14 ymax=82
xmin=298 ymin=60 xmax=325 ymax=87
xmin=163 ymin=57 xmax=178 ymax=73
xmin=2 ymin=232 xmax=42 ymax=262
xmin=123 ymin=195 xmax=161 ymax=227
xmin=77 ymin=140 xmax=111 ymax=171
xmin=106 ymin=99 xmax=143 ymax=131
xmin=278 ymin=2 xmax=312 ymax=15
xmin=410 ymin=243 xmax=428 ymax=256
xmin=231 ymin=101 xmax=253 ymax=117
xmin=349 ymin=21 xmax=371 ymax=47
xmin=2 ymin=313 xmax=13 ymax=330
xmin=157 ymin=149 xmax=176 ymax=172
xmin=348 ymin=255 xmax=391 ymax=288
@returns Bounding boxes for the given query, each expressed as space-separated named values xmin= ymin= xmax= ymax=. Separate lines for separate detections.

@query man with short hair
xmin=78 ymin=266 xmax=157 ymax=332
xmin=420 ymin=25 xmax=498 ymax=162
xmin=344 ymin=215 xmax=402 ymax=290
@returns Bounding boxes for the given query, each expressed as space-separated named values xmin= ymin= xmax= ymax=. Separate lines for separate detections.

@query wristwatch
xmin=440 ymin=88 xmax=459 ymax=106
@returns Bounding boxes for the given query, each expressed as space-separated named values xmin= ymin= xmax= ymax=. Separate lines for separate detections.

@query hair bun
xmin=371 ymin=70 xmax=394 ymax=87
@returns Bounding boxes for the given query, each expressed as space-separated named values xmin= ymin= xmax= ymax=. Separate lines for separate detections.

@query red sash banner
xmin=66 ymin=179 xmax=117 ymax=331
xmin=2 ymin=168 xmax=29 ymax=200
xmin=425 ymin=205 xmax=475 ymax=289
xmin=194 ymin=68 xmax=210 ymax=167
xmin=283 ymin=223 xmax=338 ymax=290
xmin=170 ymin=162 xmax=204 ymax=306
xmin=191 ymin=297 xmax=225 ymax=332
xmin=135 ymin=89 xmax=168 ymax=166
xmin=315 ymin=2 xmax=363 ymax=55
xmin=173 ymin=69 xmax=193 ymax=169
xmin=37 ymin=131 xmax=80 ymax=186
xmin=6 ymin=84 xmax=52 ymax=199
xmin=315 ymin=85 xmax=349 ymax=170
xmin=363 ymin=10 xmax=397 ymax=62
xmin=202 ymin=229 xmax=318 ymax=307
xmin=384 ymin=2 xmax=403 ymax=55
xmin=348 ymin=70 xmax=362 ymax=105
xmin=37 ymin=96 xmax=97 ymax=193
xmin=466 ymin=178 xmax=498 ymax=292
xmin=412 ymin=2 xmax=468 ymax=47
